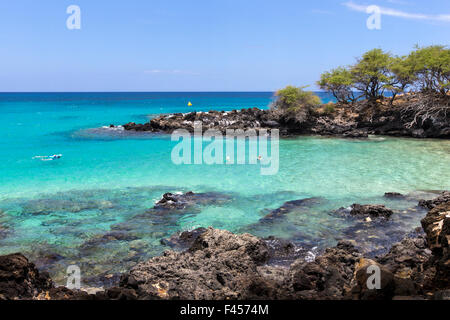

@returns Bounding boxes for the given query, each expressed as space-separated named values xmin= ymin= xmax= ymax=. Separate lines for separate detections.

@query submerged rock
xmin=349 ymin=204 xmax=394 ymax=219
xmin=153 ymin=191 xmax=231 ymax=211
xmin=0 ymin=224 xmax=8 ymax=240
xmin=384 ymin=192 xmax=406 ymax=199
xmin=260 ymin=198 xmax=323 ymax=223
xmin=79 ymin=231 xmax=140 ymax=254
xmin=21 ymin=198 xmax=114 ymax=215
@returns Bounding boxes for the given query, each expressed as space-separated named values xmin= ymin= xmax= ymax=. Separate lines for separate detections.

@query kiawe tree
xmin=407 ymin=45 xmax=450 ymax=97
xmin=350 ymin=48 xmax=395 ymax=103
xmin=385 ymin=55 xmax=416 ymax=103
xmin=318 ymin=67 xmax=356 ymax=104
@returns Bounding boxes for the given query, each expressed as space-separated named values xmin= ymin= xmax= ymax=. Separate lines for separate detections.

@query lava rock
xmin=384 ymin=192 xmax=406 ymax=199
xmin=0 ymin=253 xmax=53 ymax=300
xmin=160 ymin=227 xmax=208 ymax=250
xmin=349 ymin=204 xmax=394 ymax=219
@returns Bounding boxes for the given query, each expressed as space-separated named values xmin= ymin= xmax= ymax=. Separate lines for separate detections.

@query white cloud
xmin=343 ymin=1 xmax=450 ymax=22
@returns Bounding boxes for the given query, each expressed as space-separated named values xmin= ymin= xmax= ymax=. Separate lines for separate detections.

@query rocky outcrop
xmin=123 ymin=108 xmax=277 ymax=135
xmin=0 ymin=253 xmax=96 ymax=300
xmin=285 ymin=240 xmax=360 ymax=300
xmin=421 ymin=194 xmax=450 ymax=289
xmin=0 ymin=253 xmax=52 ymax=300
xmin=119 ymin=96 xmax=450 ymax=139
xmin=419 ymin=191 xmax=450 ymax=210
xmin=114 ymin=228 xmax=272 ymax=299
xmin=351 ymin=233 xmax=433 ymax=300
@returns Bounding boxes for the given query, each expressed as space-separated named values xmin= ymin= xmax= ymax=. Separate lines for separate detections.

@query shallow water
xmin=0 ymin=92 xmax=449 ymax=286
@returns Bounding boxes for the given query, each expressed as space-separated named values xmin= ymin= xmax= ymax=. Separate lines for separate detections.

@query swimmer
xmin=33 ymin=154 xmax=62 ymax=161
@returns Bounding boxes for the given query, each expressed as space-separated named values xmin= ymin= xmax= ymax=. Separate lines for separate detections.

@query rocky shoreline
xmin=119 ymin=95 xmax=450 ymax=139
xmin=1 ymin=191 xmax=449 ymax=300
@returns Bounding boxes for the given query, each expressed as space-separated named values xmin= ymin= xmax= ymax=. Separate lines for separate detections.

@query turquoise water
xmin=0 ymin=92 xmax=449 ymax=286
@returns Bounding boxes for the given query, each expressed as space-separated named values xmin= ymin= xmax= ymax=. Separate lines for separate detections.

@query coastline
xmin=1 ymin=191 xmax=449 ymax=300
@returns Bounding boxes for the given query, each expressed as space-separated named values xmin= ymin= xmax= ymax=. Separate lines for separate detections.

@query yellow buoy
xmin=188 ymin=102 xmax=192 ymax=107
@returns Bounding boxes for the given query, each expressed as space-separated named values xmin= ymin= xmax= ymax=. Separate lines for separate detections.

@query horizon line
xmin=0 ymin=90 xmax=328 ymax=94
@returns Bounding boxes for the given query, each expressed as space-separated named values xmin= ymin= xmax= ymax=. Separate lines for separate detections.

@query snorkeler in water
xmin=33 ymin=154 xmax=63 ymax=161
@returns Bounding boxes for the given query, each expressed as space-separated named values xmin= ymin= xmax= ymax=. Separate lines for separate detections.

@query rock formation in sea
xmin=119 ymin=95 xmax=450 ymax=139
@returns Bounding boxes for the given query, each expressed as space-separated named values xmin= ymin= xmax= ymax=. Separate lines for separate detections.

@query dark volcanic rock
xmin=421 ymin=199 xmax=450 ymax=289
xmin=342 ymin=129 xmax=368 ymax=138
xmin=160 ymin=227 xmax=208 ymax=250
xmin=263 ymin=236 xmax=313 ymax=265
xmin=115 ymin=228 xmax=271 ymax=299
xmin=384 ymin=192 xmax=406 ymax=199
xmin=123 ymin=108 xmax=277 ymax=135
xmin=286 ymin=240 xmax=360 ymax=300
xmin=0 ymin=253 xmax=52 ymax=300
xmin=153 ymin=191 xmax=231 ymax=211
xmin=118 ymin=94 xmax=450 ymax=139
xmin=349 ymin=204 xmax=394 ymax=219
xmin=3 ymin=191 xmax=450 ymax=300
xmin=419 ymin=191 xmax=450 ymax=210
xmin=421 ymin=200 xmax=450 ymax=253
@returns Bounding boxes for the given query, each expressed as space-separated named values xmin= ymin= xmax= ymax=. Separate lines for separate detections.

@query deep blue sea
xmin=0 ymin=92 xmax=449 ymax=286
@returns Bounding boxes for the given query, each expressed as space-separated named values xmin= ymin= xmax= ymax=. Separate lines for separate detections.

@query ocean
xmin=0 ymin=92 xmax=449 ymax=286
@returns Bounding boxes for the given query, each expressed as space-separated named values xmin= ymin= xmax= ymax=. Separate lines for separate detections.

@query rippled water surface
xmin=0 ymin=93 xmax=449 ymax=286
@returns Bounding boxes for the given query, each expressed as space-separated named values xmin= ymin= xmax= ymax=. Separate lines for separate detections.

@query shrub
xmin=322 ymin=103 xmax=336 ymax=115
xmin=272 ymin=86 xmax=322 ymax=112
xmin=272 ymin=86 xmax=322 ymax=124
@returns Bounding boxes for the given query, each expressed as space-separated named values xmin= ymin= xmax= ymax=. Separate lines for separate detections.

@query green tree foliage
xmin=317 ymin=67 xmax=356 ymax=104
xmin=350 ymin=49 xmax=395 ymax=102
xmin=319 ymin=45 xmax=449 ymax=104
xmin=385 ymin=56 xmax=416 ymax=102
xmin=407 ymin=45 xmax=450 ymax=96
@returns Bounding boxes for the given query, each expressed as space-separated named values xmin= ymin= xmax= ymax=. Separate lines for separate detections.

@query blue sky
xmin=0 ymin=0 xmax=449 ymax=92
